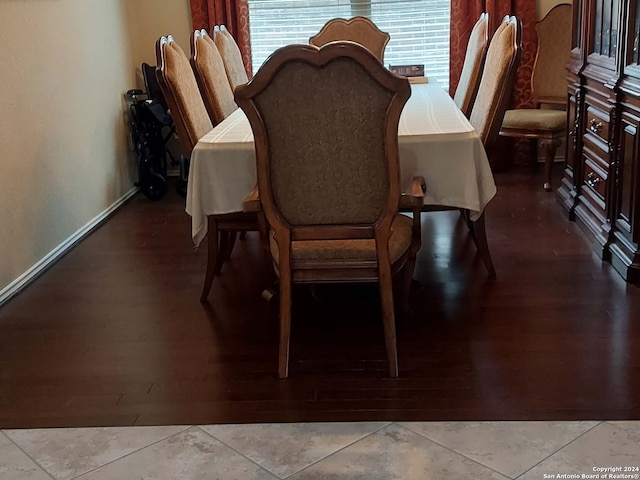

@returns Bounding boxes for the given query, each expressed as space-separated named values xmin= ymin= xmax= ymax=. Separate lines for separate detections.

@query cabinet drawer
xmin=583 ymin=158 xmax=607 ymax=200
xmin=582 ymin=134 xmax=610 ymax=171
xmin=584 ymin=106 xmax=610 ymax=145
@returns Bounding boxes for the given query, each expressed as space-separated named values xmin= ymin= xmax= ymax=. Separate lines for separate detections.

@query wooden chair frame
xmin=309 ymin=16 xmax=390 ymax=63
xmin=155 ymin=35 xmax=259 ymax=302
xmin=235 ymin=42 xmax=424 ymax=378
xmin=499 ymin=4 xmax=572 ymax=191
xmin=413 ymin=16 xmax=523 ymax=278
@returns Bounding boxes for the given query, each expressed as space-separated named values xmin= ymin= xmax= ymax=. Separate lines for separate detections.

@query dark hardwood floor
xmin=1 ymin=164 xmax=639 ymax=428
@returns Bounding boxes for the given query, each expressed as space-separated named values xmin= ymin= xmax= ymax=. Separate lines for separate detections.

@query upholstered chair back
xmin=214 ymin=25 xmax=250 ymax=92
xmin=532 ymin=4 xmax=572 ymax=102
xmin=453 ymin=13 xmax=489 ymax=117
xmin=469 ymin=16 xmax=522 ymax=148
xmin=191 ymin=29 xmax=238 ymax=125
xmin=309 ymin=17 xmax=390 ymax=63
xmin=155 ymin=35 xmax=212 ymax=156
xmin=235 ymin=42 xmax=410 ymax=228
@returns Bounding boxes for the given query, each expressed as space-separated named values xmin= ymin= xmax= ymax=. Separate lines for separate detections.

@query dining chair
xmin=452 ymin=13 xmax=489 ymax=117
xmin=191 ymin=29 xmax=238 ymax=126
xmin=309 ymin=17 xmax=390 ymax=63
xmin=470 ymin=15 xmax=523 ymax=152
xmin=213 ymin=25 xmax=250 ymax=92
xmin=155 ymin=35 xmax=259 ymax=302
xmin=462 ymin=15 xmax=522 ymax=274
xmin=416 ymin=16 xmax=521 ymax=277
xmin=235 ymin=41 xmax=425 ymax=378
xmin=499 ymin=4 xmax=572 ymax=191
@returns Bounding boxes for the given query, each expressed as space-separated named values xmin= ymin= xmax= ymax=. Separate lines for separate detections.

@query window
xmin=248 ymin=0 xmax=451 ymax=90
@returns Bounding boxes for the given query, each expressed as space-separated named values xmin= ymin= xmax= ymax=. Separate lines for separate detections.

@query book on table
xmin=388 ymin=64 xmax=427 ymax=84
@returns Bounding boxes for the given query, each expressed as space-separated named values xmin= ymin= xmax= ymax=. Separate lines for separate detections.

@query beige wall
xmin=0 ymin=0 xmax=192 ymax=300
xmin=127 ymin=0 xmax=192 ymax=85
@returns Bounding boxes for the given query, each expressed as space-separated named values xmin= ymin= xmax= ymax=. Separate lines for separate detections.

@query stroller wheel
xmin=142 ymin=172 xmax=167 ymax=201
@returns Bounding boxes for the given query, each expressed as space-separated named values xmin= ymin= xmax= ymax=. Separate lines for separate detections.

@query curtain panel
xmin=190 ymin=0 xmax=253 ymax=77
xmin=450 ymin=0 xmax=537 ymax=110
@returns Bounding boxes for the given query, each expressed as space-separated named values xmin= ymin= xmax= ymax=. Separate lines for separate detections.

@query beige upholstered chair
xmin=309 ymin=16 xmax=390 ymax=63
xmin=155 ymin=35 xmax=258 ymax=302
xmin=155 ymin=36 xmax=212 ymax=155
xmin=499 ymin=4 xmax=571 ymax=191
xmin=444 ymin=15 xmax=522 ymax=276
xmin=470 ymin=15 xmax=523 ymax=152
xmin=235 ymin=42 xmax=424 ymax=378
xmin=213 ymin=25 xmax=250 ymax=92
xmin=191 ymin=29 xmax=238 ymax=125
xmin=453 ymin=13 xmax=489 ymax=117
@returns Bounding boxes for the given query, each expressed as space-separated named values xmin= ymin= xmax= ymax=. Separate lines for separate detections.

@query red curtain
xmin=190 ymin=0 xmax=253 ymax=77
xmin=450 ymin=0 xmax=537 ymax=110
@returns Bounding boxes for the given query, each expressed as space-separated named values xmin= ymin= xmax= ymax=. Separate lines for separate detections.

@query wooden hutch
xmin=557 ymin=0 xmax=640 ymax=283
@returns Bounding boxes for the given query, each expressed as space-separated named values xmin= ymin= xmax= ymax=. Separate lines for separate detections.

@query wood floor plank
xmin=1 ymin=165 xmax=639 ymax=427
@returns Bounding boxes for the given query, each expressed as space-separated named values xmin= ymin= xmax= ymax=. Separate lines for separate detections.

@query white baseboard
xmin=0 ymin=187 xmax=139 ymax=306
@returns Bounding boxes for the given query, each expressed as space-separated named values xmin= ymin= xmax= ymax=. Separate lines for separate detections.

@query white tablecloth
xmin=186 ymin=83 xmax=496 ymax=247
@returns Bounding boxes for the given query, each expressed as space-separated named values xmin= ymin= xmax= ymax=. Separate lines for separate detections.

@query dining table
xmin=186 ymin=81 xmax=497 ymax=250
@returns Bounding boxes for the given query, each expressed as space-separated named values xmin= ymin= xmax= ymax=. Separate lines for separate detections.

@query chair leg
xmin=223 ymin=231 xmax=238 ymax=262
xmin=401 ymin=256 xmax=416 ymax=315
xmin=529 ymin=138 xmax=539 ymax=171
xmin=460 ymin=209 xmax=478 ymax=247
xmin=378 ymin=263 xmax=399 ymax=378
xmin=540 ymin=138 xmax=561 ymax=191
xmin=257 ymin=212 xmax=270 ymax=253
xmin=278 ymin=274 xmax=292 ymax=379
xmin=240 ymin=231 xmax=247 ymax=240
xmin=200 ymin=217 xmax=219 ymax=303
xmin=470 ymin=212 xmax=496 ymax=276
xmin=214 ymin=231 xmax=229 ymax=274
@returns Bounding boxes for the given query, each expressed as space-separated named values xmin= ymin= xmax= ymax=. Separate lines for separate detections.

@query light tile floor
xmin=1 ymin=421 xmax=639 ymax=479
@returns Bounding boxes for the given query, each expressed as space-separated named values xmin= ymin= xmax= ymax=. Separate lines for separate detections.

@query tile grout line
xmin=196 ymin=421 xmax=393 ymax=480
xmin=194 ymin=425 xmax=285 ymax=479
xmin=513 ymin=421 xmax=604 ymax=479
xmin=281 ymin=421 xmax=395 ymax=479
xmin=58 ymin=425 xmax=194 ymax=480
xmin=603 ymin=420 xmax=640 ymax=437
xmin=280 ymin=422 xmax=394 ymax=480
xmin=394 ymin=423 xmax=515 ymax=479
xmin=1 ymin=429 xmax=57 ymax=480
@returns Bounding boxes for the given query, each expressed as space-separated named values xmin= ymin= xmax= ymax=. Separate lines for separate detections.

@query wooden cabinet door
xmin=588 ymin=0 xmax=620 ymax=67
xmin=610 ymin=111 xmax=640 ymax=282
xmin=609 ymin=0 xmax=640 ymax=282
xmin=559 ymin=1 xmax=588 ymax=216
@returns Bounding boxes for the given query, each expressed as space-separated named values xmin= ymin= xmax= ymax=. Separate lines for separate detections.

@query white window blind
xmin=248 ymin=0 xmax=451 ymax=90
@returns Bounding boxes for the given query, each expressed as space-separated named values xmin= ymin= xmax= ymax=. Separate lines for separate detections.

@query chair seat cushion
xmin=270 ymin=214 xmax=414 ymax=264
xmin=502 ymin=109 xmax=566 ymax=131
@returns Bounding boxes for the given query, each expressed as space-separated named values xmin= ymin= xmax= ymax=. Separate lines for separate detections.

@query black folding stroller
xmin=126 ymin=63 xmax=185 ymax=200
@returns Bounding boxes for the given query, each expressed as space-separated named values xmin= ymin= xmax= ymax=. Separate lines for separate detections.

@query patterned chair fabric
xmin=469 ymin=16 xmax=522 ymax=148
xmin=235 ymin=42 xmax=418 ymax=379
xmin=156 ymin=35 xmax=212 ymax=155
xmin=268 ymin=216 xmax=413 ymax=264
xmin=309 ymin=17 xmax=390 ymax=63
xmin=253 ymin=58 xmax=393 ymax=226
xmin=532 ymin=4 xmax=572 ymax=101
xmin=191 ymin=29 xmax=238 ymax=125
xmin=502 ymin=109 xmax=566 ymax=130
xmin=214 ymin=25 xmax=250 ymax=92
xmin=453 ymin=13 xmax=489 ymax=117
